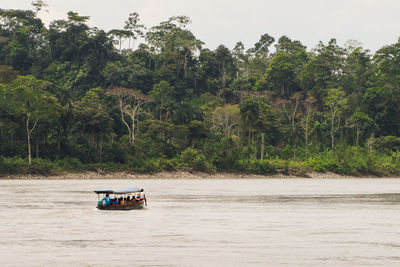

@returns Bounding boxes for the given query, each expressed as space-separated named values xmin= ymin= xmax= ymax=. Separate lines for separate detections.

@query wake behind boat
xmin=95 ymin=187 xmax=147 ymax=210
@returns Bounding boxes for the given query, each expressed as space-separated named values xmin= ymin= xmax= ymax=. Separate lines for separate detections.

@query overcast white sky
xmin=1 ymin=0 xmax=399 ymax=52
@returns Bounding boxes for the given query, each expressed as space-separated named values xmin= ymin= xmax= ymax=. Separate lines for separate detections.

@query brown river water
xmin=0 ymin=178 xmax=400 ymax=266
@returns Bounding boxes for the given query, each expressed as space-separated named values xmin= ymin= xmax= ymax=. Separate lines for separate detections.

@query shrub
xmin=29 ymin=158 xmax=59 ymax=175
xmin=56 ymin=157 xmax=84 ymax=171
xmin=236 ymin=159 xmax=276 ymax=174
xmin=180 ymin=148 xmax=199 ymax=166
xmin=86 ymin=162 xmax=127 ymax=172
xmin=0 ymin=156 xmax=27 ymax=173
xmin=193 ymin=154 xmax=216 ymax=173
xmin=159 ymin=158 xmax=177 ymax=171
xmin=180 ymin=148 xmax=216 ymax=173
xmin=373 ymin=136 xmax=400 ymax=154
xmin=304 ymin=146 xmax=400 ymax=176
xmin=129 ymin=158 xmax=161 ymax=173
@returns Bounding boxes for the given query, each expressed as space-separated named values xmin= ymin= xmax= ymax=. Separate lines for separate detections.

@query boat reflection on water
xmin=95 ymin=187 xmax=147 ymax=210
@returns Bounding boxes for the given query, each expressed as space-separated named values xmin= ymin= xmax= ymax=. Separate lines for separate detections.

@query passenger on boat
xmin=102 ymin=194 xmax=111 ymax=206
xmin=112 ymin=198 xmax=119 ymax=205
xmin=120 ymin=197 xmax=125 ymax=205
xmin=140 ymin=189 xmax=147 ymax=206
xmin=134 ymin=191 xmax=142 ymax=200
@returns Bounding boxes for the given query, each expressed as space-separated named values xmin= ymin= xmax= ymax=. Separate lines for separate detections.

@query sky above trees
xmin=3 ymin=0 xmax=400 ymax=52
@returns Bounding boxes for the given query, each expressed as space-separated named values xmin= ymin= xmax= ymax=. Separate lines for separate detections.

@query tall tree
xmin=324 ymin=87 xmax=348 ymax=148
xmin=215 ymin=45 xmax=234 ymax=88
xmin=300 ymin=39 xmax=345 ymax=101
xmin=4 ymin=75 xmax=58 ymax=164
xmin=124 ymin=12 xmax=145 ymax=50
xmin=301 ymin=96 xmax=316 ymax=158
xmin=106 ymin=87 xmax=151 ymax=146
xmin=280 ymin=93 xmax=302 ymax=159
xmin=254 ymin=33 xmax=275 ymax=58
xmin=74 ymin=87 xmax=112 ymax=161
xmin=149 ymin=80 xmax=174 ymax=121
xmin=211 ymin=104 xmax=240 ymax=137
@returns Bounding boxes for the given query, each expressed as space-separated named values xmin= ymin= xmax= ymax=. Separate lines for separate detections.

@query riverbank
xmin=0 ymin=170 xmax=380 ymax=180
xmin=2 ymin=149 xmax=400 ymax=179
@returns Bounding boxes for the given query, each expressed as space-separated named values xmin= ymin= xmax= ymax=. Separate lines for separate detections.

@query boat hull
xmin=97 ymin=200 xmax=145 ymax=210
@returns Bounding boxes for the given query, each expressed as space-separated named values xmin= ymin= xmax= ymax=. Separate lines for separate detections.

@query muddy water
xmin=0 ymin=178 xmax=399 ymax=266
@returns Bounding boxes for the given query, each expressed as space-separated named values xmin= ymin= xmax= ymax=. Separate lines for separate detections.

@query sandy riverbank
xmin=0 ymin=170 xmax=379 ymax=180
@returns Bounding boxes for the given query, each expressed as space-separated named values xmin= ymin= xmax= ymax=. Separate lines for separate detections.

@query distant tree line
xmin=1 ymin=4 xmax=400 ymax=175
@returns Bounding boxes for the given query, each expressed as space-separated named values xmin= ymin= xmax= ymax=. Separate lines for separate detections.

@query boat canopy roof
xmin=94 ymin=190 xmax=113 ymax=194
xmin=114 ymin=187 xmax=142 ymax=194
xmin=94 ymin=187 xmax=142 ymax=194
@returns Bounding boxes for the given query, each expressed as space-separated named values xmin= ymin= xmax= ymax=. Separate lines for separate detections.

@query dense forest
xmin=1 ymin=4 xmax=400 ymax=176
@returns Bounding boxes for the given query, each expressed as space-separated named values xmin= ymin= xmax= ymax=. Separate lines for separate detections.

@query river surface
xmin=0 ymin=178 xmax=400 ymax=266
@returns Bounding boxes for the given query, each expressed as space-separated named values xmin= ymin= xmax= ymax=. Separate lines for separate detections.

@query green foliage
xmin=0 ymin=156 xmax=28 ymax=173
xmin=56 ymin=157 xmax=84 ymax=171
xmin=0 ymin=65 xmax=17 ymax=83
xmin=305 ymin=146 xmax=400 ymax=176
xmin=372 ymin=136 xmax=400 ymax=154
xmin=0 ymin=156 xmax=60 ymax=174
xmin=159 ymin=158 xmax=178 ymax=171
xmin=236 ymin=159 xmax=276 ymax=174
xmin=180 ymin=148 xmax=216 ymax=173
xmin=1 ymin=9 xmax=400 ymax=176
xmin=129 ymin=158 xmax=161 ymax=173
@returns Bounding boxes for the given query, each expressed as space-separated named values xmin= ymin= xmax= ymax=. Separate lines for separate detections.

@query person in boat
xmin=102 ymin=193 xmax=111 ymax=206
xmin=112 ymin=197 xmax=119 ymax=205
xmin=126 ymin=196 xmax=131 ymax=204
xmin=140 ymin=189 xmax=147 ymax=206
xmin=120 ymin=197 xmax=125 ymax=205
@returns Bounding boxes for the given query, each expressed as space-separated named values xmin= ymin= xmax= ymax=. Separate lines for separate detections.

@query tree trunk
xmin=35 ymin=134 xmax=39 ymax=158
xmin=260 ymin=133 xmax=265 ymax=160
xmin=184 ymin=51 xmax=189 ymax=77
xmin=221 ymin=63 xmax=226 ymax=88
xmin=252 ymin=133 xmax=257 ymax=159
xmin=26 ymin=114 xmax=31 ymax=164
xmin=119 ymin=99 xmax=132 ymax=145
xmin=131 ymin=116 xmax=136 ymax=145
xmin=356 ymin=124 xmax=360 ymax=146
xmin=57 ymin=127 xmax=61 ymax=151
xmin=88 ymin=133 xmax=92 ymax=156
xmin=26 ymin=114 xmax=38 ymax=165
xmin=27 ymin=131 xmax=32 ymax=165
xmin=49 ymin=43 xmax=53 ymax=62
xmin=331 ymin=113 xmax=335 ymax=148
xmin=160 ymin=103 xmax=163 ymax=121
xmin=26 ymin=113 xmax=38 ymax=165
xmin=99 ymin=134 xmax=103 ymax=161
xmin=305 ymin=124 xmax=309 ymax=158
xmin=248 ymin=126 xmax=251 ymax=145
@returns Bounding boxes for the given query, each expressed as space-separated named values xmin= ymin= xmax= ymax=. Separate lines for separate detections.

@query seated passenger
xmin=102 ymin=193 xmax=111 ymax=206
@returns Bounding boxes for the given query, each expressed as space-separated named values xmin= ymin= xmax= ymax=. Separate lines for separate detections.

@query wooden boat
xmin=94 ymin=187 xmax=146 ymax=210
